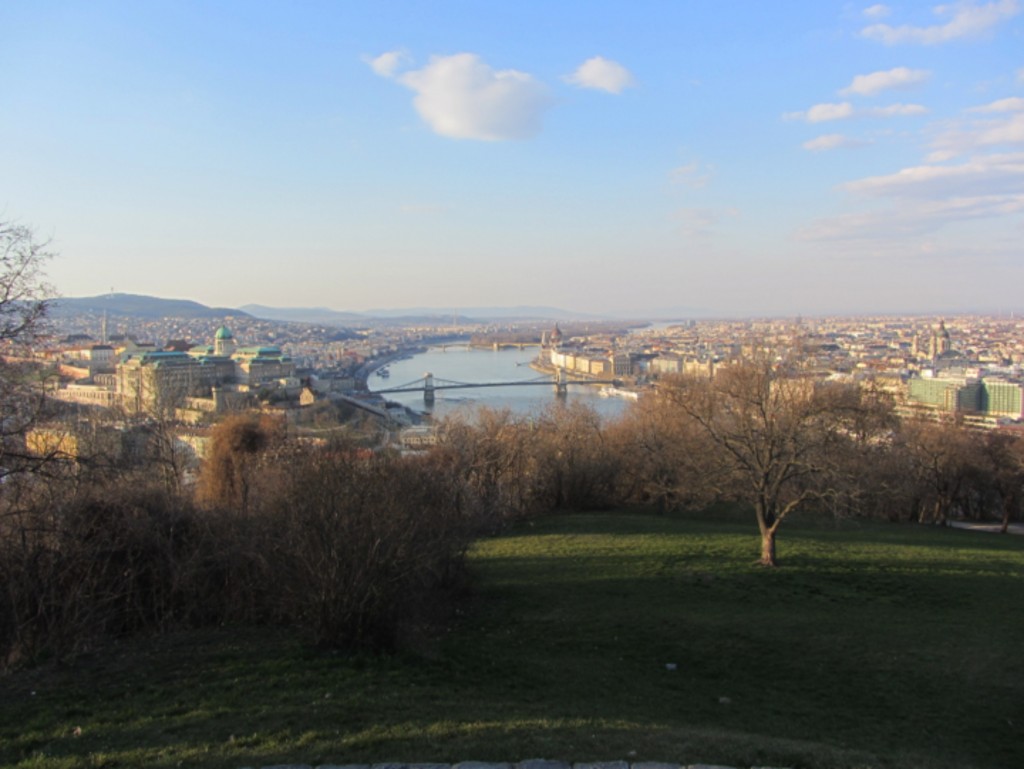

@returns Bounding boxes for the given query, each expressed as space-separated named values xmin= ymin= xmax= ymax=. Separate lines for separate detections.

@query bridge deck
xmin=374 ymin=378 xmax=616 ymax=395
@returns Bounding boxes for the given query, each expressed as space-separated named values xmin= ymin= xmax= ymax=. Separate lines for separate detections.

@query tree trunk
xmin=759 ymin=527 xmax=777 ymax=567
xmin=1001 ymin=494 xmax=1013 ymax=535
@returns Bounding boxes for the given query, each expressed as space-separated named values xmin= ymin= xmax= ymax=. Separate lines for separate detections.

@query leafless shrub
xmin=0 ymin=478 xmax=211 ymax=667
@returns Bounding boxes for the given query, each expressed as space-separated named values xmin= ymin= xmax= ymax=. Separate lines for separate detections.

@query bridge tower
xmin=555 ymin=367 xmax=568 ymax=397
xmin=423 ymin=372 xmax=435 ymax=405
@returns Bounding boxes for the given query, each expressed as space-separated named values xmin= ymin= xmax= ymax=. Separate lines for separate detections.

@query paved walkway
xmin=248 ymin=762 xmax=790 ymax=769
xmin=948 ymin=520 xmax=1024 ymax=535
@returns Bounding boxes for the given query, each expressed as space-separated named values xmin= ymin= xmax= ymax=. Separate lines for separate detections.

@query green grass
xmin=2 ymin=511 xmax=1022 ymax=769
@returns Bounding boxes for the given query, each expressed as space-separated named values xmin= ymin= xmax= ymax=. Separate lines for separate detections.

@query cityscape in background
xmin=21 ymin=291 xmax=1024 ymax=471
xmin=4 ymin=3 xmax=1023 ymax=765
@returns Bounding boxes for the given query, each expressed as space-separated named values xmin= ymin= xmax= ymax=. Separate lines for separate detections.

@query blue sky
xmin=2 ymin=1 xmax=1022 ymax=317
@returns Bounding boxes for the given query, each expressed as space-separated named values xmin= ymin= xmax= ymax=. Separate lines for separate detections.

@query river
xmin=367 ymin=345 xmax=630 ymax=421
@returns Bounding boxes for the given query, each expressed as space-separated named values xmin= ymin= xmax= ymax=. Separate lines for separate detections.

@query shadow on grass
xmin=3 ymin=513 xmax=1022 ymax=769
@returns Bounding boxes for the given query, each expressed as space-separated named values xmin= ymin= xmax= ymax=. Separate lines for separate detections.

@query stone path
xmin=246 ymin=760 xmax=791 ymax=769
xmin=948 ymin=520 xmax=1024 ymax=535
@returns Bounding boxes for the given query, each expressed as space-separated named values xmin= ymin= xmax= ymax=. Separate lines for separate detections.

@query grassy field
xmin=2 ymin=510 xmax=1022 ymax=769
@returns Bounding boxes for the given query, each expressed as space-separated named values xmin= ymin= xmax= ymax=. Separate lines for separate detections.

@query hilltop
xmin=51 ymin=293 xmax=252 ymax=321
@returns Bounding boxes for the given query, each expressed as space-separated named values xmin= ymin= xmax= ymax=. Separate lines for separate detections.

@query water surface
xmin=369 ymin=345 xmax=627 ymax=420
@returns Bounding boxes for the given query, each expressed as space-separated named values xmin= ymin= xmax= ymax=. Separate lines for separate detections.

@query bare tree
xmin=611 ymin=391 xmax=718 ymax=513
xmin=899 ymin=417 xmax=982 ymax=526
xmin=661 ymin=359 xmax=875 ymax=566
xmin=531 ymin=401 xmax=622 ymax=511
xmin=977 ymin=430 xmax=1023 ymax=533
xmin=435 ymin=408 xmax=537 ymax=523
xmin=0 ymin=221 xmax=55 ymax=481
xmin=0 ymin=221 xmax=51 ymax=347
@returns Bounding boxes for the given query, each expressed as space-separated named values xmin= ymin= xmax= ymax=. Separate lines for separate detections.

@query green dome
xmin=214 ymin=326 xmax=234 ymax=340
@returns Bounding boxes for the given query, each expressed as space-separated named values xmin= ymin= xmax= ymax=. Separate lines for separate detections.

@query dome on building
xmin=214 ymin=326 xmax=234 ymax=340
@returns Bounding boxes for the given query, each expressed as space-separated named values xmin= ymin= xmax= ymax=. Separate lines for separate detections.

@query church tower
xmin=929 ymin=319 xmax=952 ymax=360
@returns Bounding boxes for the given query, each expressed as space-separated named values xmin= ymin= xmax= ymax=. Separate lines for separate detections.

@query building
xmin=906 ymin=372 xmax=1024 ymax=420
xmin=980 ymin=379 xmax=1024 ymax=419
xmin=907 ymin=374 xmax=978 ymax=412
xmin=116 ymin=351 xmax=234 ymax=414
xmin=53 ymin=325 xmax=297 ymax=416
xmin=928 ymin=320 xmax=954 ymax=361
xmin=231 ymin=345 xmax=297 ymax=388
xmin=214 ymin=325 xmax=236 ymax=356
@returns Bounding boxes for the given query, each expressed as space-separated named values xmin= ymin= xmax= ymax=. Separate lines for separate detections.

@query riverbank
xmin=365 ymin=349 xmax=421 ymax=375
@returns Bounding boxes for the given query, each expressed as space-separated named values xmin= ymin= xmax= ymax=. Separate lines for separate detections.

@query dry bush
xmin=529 ymin=401 xmax=624 ymax=511
xmin=434 ymin=408 xmax=546 ymax=523
xmin=254 ymin=445 xmax=476 ymax=650
xmin=608 ymin=391 xmax=722 ymax=513
xmin=0 ymin=477 xmax=213 ymax=668
xmin=195 ymin=413 xmax=284 ymax=514
xmin=434 ymin=402 xmax=626 ymax=519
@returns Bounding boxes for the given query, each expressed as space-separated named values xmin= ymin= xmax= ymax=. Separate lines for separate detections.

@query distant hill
xmin=242 ymin=303 xmax=604 ymax=324
xmin=362 ymin=305 xmax=604 ymax=321
xmin=52 ymin=294 xmax=252 ymax=320
xmin=239 ymin=304 xmax=365 ymax=325
xmin=53 ymin=296 xmax=611 ymax=325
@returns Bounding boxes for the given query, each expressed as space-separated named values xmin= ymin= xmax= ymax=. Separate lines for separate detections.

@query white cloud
xmin=785 ymin=102 xmax=855 ymax=122
xmin=396 ymin=53 xmax=554 ymax=141
xmin=863 ymin=4 xmax=892 ymax=18
xmin=968 ymin=96 xmax=1024 ymax=112
xmin=866 ymin=103 xmax=929 ymax=117
xmin=807 ymin=102 xmax=855 ymax=122
xmin=980 ymin=112 xmax=1024 ymax=143
xmin=803 ymin=134 xmax=870 ymax=151
xmin=785 ymin=101 xmax=926 ymax=122
xmin=670 ymin=161 xmax=713 ymax=188
xmin=798 ymin=194 xmax=1024 ymax=240
xmin=673 ymin=208 xmax=717 ymax=238
xmin=672 ymin=207 xmax=738 ymax=238
xmin=844 ymin=152 xmax=1024 ymax=198
xmin=839 ymin=67 xmax=930 ymax=96
xmin=799 ymin=152 xmax=1024 ymax=241
xmin=861 ymin=0 xmax=1020 ymax=45
xmin=929 ymin=112 xmax=1024 ymax=158
xmin=366 ymin=50 xmax=409 ymax=79
xmin=564 ymin=56 xmax=636 ymax=94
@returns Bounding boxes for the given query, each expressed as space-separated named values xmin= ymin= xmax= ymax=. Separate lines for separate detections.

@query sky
xmin=1 ymin=1 xmax=1023 ymax=318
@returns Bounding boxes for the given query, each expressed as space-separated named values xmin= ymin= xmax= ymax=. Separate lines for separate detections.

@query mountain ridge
xmin=52 ymin=294 xmax=694 ymax=324
xmin=51 ymin=293 xmax=252 ymax=320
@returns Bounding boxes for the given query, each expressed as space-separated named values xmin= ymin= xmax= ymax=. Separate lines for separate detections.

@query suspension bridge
xmin=373 ymin=371 xmax=616 ymax=403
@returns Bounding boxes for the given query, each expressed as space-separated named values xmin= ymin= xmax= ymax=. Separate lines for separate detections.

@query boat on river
xmin=599 ymin=386 xmax=640 ymax=401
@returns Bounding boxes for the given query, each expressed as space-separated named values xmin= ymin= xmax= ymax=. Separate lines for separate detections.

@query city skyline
xmin=2 ymin=1 xmax=1023 ymax=317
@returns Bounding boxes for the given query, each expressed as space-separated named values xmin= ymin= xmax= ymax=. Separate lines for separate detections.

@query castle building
xmin=54 ymin=325 xmax=297 ymax=415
